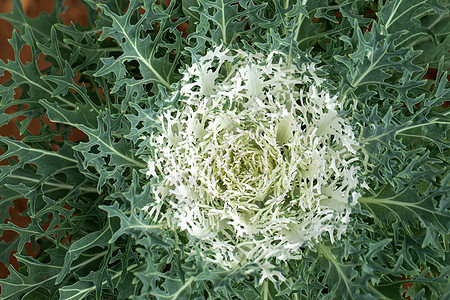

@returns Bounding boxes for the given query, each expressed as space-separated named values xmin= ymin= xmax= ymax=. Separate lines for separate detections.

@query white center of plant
xmin=144 ymin=47 xmax=361 ymax=281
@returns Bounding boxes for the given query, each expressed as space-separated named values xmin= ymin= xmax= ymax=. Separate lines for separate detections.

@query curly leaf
xmin=0 ymin=0 xmax=64 ymax=46
xmin=73 ymin=110 xmax=145 ymax=190
xmin=188 ymin=0 xmax=266 ymax=52
xmin=56 ymin=221 xmax=113 ymax=284
xmin=100 ymin=170 xmax=162 ymax=243
xmin=359 ymin=175 xmax=449 ymax=237
xmin=0 ymin=28 xmax=77 ymax=133
xmin=334 ymin=21 xmax=424 ymax=106
xmin=94 ymin=0 xmax=186 ymax=111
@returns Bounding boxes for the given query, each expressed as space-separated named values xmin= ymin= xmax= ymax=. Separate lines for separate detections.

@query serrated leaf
xmin=314 ymin=243 xmax=360 ymax=299
xmin=0 ymin=28 xmax=76 ymax=133
xmin=0 ymin=184 xmax=23 ymax=224
xmin=377 ymin=0 xmax=450 ymax=68
xmin=377 ymin=0 xmax=448 ymax=48
xmin=42 ymin=60 xmax=102 ymax=115
xmin=0 ymin=247 xmax=110 ymax=299
xmin=0 ymin=221 xmax=46 ymax=257
xmin=48 ymin=22 xmax=108 ymax=72
xmin=410 ymin=16 xmax=450 ymax=68
xmin=0 ymin=0 xmax=65 ymax=46
xmin=334 ymin=21 xmax=424 ymax=106
xmin=94 ymin=0 xmax=186 ymax=111
xmin=40 ymin=98 xmax=98 ymax=129
xmin=190 ymin=0 xmax=266 ymax=50
xmin=0 ymin=238 xmax=19 ymax=265
xmin=0 ymin=137 xmax=81 ymax=183
xmin=100 ymin=170 xmax=162 ymax=243
xmin=73 ymin=110 xmax=145 ymax=190
xmin=59 ymin=263 xmax=139 ymax=300
xmin=0 ymin=253 xmax=63 ymax=300
xmin=56 ymin=220 xmax=113 ymax=284
xmin=0 ymin=138 xmax=85 ymax=227
xmin=359 ymin=177 xmax=450 ymax=237
xmin=58 ymin=281 xmax=94 ymax=300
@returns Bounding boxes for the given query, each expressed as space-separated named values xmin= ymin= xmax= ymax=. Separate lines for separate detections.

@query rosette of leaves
xmin=140 ymin=46 xmax=362 ymax=283
xmin=0 ymin=0 xmax=448 ymax=299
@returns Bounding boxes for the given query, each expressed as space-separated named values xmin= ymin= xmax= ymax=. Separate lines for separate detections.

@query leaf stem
xmin=395 ymin=121 xmax=450 ymax=134
xmin=359 ymin=120 xmax=449 ymax=144
xmin=263 ymin=280 xmax=269 ymax=300
xmin=172 ymin=276 xmax=195 ymax=299
xmin=294 ymin=0 xmax=308 ymax=43
xmin=6 ymin=174 xmax=98 ymax=193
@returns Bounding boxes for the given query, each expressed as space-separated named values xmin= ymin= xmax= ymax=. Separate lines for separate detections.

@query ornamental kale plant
xmin=0 ymin=0 xmax=449 ymax=299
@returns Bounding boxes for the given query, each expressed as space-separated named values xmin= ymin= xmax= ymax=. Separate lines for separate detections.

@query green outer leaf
xmin=40 ymin=98 xmax=98 ymax=129
xmin=42 ymin=60 xmax=102 ymax=115
xmin=0 ymin=248 xmax=107 ymax=300
xmin=315 ymin=243 xmax=360 ymax=299
xmin=58 ymin=281 xmax=94 ymax=300
xmin=94 ymin=0 xmax=186 ymax=111
xmin=0 ymin=137 xmax=80 ymax=182
xmin=359 ymin=178 xmax=450 ymax=236
xmin=100 ymin=170 xmax=163 ymax=243
xmin=378 ymin=0 xmax=448 ymax=46
xmin=56 ymin=220 xmax=113 ymax=284
xmin=377 ymin=0 xmax=450 ymax=68
xmin=335 ymin=21 xmax=423 ymax=104
xmin=0 ymin=0 xmax=66 ymax=48
xmin=0 ymin=221 xmax=46 ymax=259
xmin=0 ymin=184 xmax=23 ymax=225
xmin=73 ymin=110 xmax=145 ymax=190
xmin=0 ymin=239 xmax=19 ymax=265
xmin=0 ymin=254 xmax=63 ymax=300
xmin=189 ymin=0 xmax=266 ymax=49
xmin=0 ymin=138 xmax=85 ymax=226
xmin=0 ymin=27 xmax=73 ymax=133
xmin=59 ymin=263 xmax=138 ymax=300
